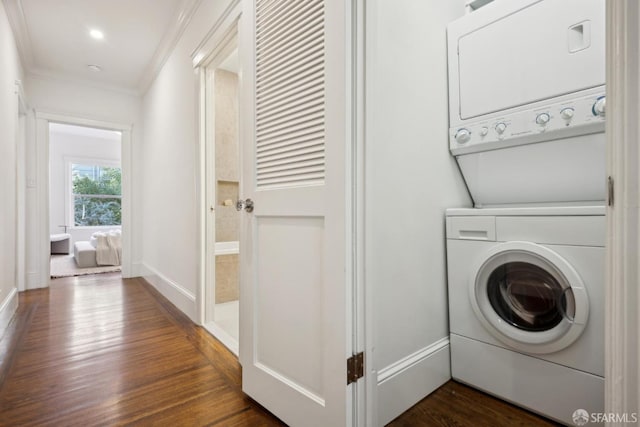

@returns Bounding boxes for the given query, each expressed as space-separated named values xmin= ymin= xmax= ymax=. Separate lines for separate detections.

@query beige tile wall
xmin=214 ymin=69 xmax=240 ymax=244
xmin=215 ymin=254 xmax=239 ymax=303
xmin=214 ymin=69 xmax=239 ymax=182
xmin=216 ymin=181 xmax=238 ymax=242
xmin=213 ymin=69 xmax=240 ymax=303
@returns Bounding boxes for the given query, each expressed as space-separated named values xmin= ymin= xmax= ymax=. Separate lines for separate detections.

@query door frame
xmin=193 ymin=0 xmax=242 ymax=330
xmin=351 ymin=0 xmax=368 ymax=424
xmin=605 ymin=0 xmax=640 ymax=418
xmin=33 ymin=112 xmax=133 ymax=286
xmin=15 ymin=80 xmax=28 ymax=292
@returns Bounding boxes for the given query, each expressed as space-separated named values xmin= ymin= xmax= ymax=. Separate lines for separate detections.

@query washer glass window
xmin=487 ymin=261 xmax=574 ymax=332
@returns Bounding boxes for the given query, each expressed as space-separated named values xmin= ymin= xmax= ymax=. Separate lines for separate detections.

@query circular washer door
xmin=469 ymin=241 xmax=589 ymax=354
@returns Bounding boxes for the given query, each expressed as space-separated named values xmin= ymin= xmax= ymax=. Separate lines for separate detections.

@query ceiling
xmin=4 ymin=0 xmax=201 ymax=93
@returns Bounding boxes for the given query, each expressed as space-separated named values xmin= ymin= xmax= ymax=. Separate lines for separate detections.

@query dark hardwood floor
xmin=387 ymin=381 xmax=559 ymax=427
xmin=0 ymin=273 xmax=283 ymax=426
xmin=0 ymin=273 xmax=558 ymax=426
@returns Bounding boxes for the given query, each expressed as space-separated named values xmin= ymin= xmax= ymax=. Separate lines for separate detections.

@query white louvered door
xmin=239 ymin=0 xmax=353 ymax=425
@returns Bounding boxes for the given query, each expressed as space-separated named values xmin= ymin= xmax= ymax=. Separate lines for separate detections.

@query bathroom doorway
xmin=202 ymin=40 xmax=241 ymax=355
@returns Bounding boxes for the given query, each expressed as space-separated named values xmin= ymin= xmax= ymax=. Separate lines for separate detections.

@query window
xmin=72 ymin=163 xmax=121 ymax=226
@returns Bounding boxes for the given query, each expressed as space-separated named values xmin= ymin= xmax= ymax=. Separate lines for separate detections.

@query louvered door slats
xmin=256 ymin=0 xmax=321 ymax=45
xmin=257 ymin=137 xmax=324 ymax=157
xmin=258 ymin=124 xmax=323 ymax=149
xmin=257 ymin=112 xmax=324 ymax=141
xmin=257 ymin=84 xmax=323 ymax=119
xmin=258 ymin=149 xmax=324 ymax=167
xmin=256 ymin=18 xmax=323 ymax=67
xmin=256 ymin=100 xmax=323 ymax=134
xmin=256 ymin=44 xmax=323 ymax=89
xmin=255 ymin=0 xmax=325 ymax=189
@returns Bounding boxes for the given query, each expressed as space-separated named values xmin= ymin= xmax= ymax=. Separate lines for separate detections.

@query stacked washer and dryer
xmin=445 ymin=0 xmax=606 ymax=425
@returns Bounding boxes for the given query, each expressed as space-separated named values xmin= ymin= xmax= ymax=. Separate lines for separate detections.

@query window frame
xmin=65 ymin=157 xmax=122 ymax=229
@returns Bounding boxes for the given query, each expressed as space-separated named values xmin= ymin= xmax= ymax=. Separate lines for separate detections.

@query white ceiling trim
xmin=14 ymin=79 xmax=29 ymax=112
xmin=190 ymin=0 xmax=241 ymax=68
xmin=137 ymin=0 xmax=203 ymax=94
xmin=28 ymin=67 xmax=140 ymax=97
xmin=2 ymin=0 xmax=34 ymax=69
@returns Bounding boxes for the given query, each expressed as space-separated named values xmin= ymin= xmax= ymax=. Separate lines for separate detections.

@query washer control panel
xmin=450 ymin=93 xmax=606 ymax=155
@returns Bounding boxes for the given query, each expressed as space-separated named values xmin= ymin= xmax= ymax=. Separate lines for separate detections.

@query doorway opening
xmin=202 ymin=44 xmax=241 ymax=355
xmin=48 ymin=123 xmax=123 ymax=279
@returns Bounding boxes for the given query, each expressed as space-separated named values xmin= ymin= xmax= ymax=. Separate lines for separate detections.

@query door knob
xmin=236 ymin=198 xmax=254 ymax=213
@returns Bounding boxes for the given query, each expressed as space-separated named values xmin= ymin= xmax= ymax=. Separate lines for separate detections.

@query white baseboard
xmin=0 ymin=287 xmax=19 ymax=337
xmin=377 ymin=337 xmax=451 ymax=425
xmin=139 ymin=263 xmax=197 ymax=322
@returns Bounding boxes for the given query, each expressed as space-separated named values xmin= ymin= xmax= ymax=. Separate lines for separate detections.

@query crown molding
xmin=190 ymin=0 xmax=241 ymax=68
xmin=2 ymin=0 xmax=34 ymax=68
xmin=137 ymin=0 xmax=203 ymax=94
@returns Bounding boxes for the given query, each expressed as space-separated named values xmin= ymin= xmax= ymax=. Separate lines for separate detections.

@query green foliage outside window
xmin=73 ymin=166 xmax=122 ymax=226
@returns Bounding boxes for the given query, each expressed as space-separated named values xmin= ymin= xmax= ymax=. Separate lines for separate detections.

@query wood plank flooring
xmin=387 ymin=381 xmax=559 ymax=427
xmin=0 ymin=274 xmax=283 ymax=426
xmin=0 ymin=273 xmax=559 ymax=426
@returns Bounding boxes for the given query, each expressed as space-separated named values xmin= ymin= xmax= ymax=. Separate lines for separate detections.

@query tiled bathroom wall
xmin=214 ymin=69 xmax=239 ymax=243
xmin=215 ymin=181 xmax=238 ymax=242
xmin=215 ymin=254 xmax=239 ymax=303
xmin=214 ymin=68 xmax=240 ymax=305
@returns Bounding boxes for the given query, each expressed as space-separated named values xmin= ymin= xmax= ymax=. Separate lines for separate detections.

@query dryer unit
xmin=447 ymin=0 xmax=606 ymax=207
xmin=446 ymin=206 xmax=605 ymax=425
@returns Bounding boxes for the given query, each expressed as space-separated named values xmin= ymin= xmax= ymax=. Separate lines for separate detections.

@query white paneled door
xmin=239 ymin=0 xmax=354 ymax=425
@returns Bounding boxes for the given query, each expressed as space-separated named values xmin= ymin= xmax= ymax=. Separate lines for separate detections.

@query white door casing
xmin=605 ymin=0 xmax=640 ymax=421
xmin=192 ymin=0 xmax=242 ymax=350
xmin=15 ymin=80 xmax=28 ymax=292
xmin=34 ymin=113 xmax=133 ymax=286
xmin=239 ymin=0 xmax=354 ymax=425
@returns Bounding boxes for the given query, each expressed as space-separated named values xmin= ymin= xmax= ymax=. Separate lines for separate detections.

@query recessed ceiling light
xmin=90 ymin=29 xmax=104 ymax=40
xmin=88 ymin=64 xmax=102 ymax=72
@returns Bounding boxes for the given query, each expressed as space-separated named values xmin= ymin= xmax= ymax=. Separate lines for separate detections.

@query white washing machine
xmin=446 ymin=206 xmax=605 ymax=425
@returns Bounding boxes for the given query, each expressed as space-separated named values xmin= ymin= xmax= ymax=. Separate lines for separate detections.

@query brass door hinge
xmin=347 ymin=352 xmax=364 ymax=385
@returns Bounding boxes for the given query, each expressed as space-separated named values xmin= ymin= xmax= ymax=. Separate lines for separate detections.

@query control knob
xmin=535 ymin=113 xmax=550 ymax=126
xmin=479 ymin=126 xmax=489 ymax=137
xmin=454 ymin=128 xmax=471 ymax=144
xmin=592 ymin=96 xmax=606 ymax=117
xmin=560 ymin=107 xmax=575 ymax=120
xmin=495 ymin=122 xmax=507 ymax=135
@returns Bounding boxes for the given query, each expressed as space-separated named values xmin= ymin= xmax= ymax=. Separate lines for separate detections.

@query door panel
xmin=255 ymin=215 xmax=325 ymax=400
xmin=239 ymin=0 xmax=351 ymax=425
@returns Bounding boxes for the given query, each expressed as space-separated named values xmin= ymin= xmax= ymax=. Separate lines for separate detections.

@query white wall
xmin=139 ymin=0 xmax=235 ymax=322
xmin=365 ymin=1 xmax=471 ymax=424
xmin=24 ymin=75 xmax=142 ymax=287
xmin=49 ymin=127 xmax=121 ymax=244
xmin=0 ymin=0 xmax=24 ymax=331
